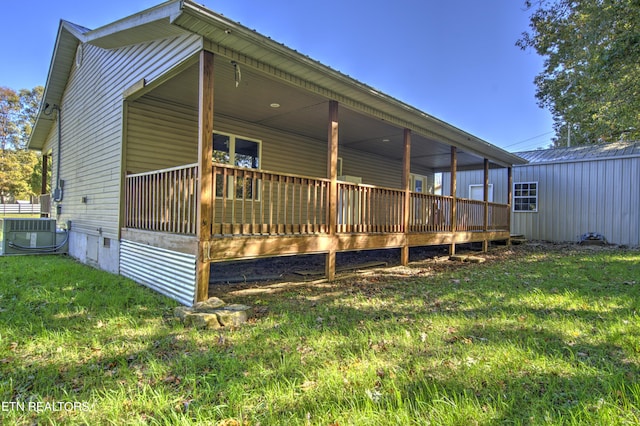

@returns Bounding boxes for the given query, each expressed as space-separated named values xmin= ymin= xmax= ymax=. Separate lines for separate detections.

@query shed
xmin=442 ymin=141 xmax=640 ymax=247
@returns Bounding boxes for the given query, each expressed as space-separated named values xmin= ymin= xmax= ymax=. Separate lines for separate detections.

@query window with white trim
xmin=513 ymin=182 xmax=538 ymax=212
xmin=410 ymin=173 xmax=430 ymax=193
xmin=213 ymin=132 xmax=261 ymax=199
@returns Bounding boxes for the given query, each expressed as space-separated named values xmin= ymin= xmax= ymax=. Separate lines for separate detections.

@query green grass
xmin=1 ymin=245 xmax=639 ymax=425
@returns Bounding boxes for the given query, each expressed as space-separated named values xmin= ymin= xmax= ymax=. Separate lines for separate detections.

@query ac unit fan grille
xmin=7 ymin=219 xmax=54 ymax=232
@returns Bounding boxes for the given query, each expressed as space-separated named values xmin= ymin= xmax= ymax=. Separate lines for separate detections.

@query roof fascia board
xmin=178 ymin=1 xmax=524 ymax=167
xmin=28 ymin=21 xmax=86 ymax=150
xmin=83 ymin=0 xmax=182 ymax=45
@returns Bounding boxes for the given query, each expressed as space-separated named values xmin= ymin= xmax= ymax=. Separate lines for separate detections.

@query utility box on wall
xmin=0 ymin=218 xmax=68 ymax=255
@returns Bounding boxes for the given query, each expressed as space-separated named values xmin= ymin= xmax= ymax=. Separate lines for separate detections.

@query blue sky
xmin=1 ymin=0 xmax=553 ymax=152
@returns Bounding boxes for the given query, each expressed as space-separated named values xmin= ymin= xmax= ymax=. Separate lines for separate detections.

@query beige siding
xmin=215 ymin=116 xmax=411 ymax=189
xmin=49 ymin=34 xmax=202 ymax=241
xmin=127 ymin=103 xmax=414 ymax=187
xmin=126 ymin=98 xmax=198 ymax=173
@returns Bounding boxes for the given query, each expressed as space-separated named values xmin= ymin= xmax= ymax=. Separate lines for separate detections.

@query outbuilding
xmin=442 ymin=141 xmax=640 ymax=247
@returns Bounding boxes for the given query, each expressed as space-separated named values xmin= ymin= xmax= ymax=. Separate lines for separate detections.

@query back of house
xmin=28 ymin=1 xmax=525 ymax=305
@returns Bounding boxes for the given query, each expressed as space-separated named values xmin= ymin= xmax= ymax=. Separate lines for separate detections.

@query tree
xmin=0 ymin=86 xmax=44 ymax=203
xmin=0 ymin=87 xmax=20 ymax=152
xmin=518 ymin=0 xmax=640 ymax=146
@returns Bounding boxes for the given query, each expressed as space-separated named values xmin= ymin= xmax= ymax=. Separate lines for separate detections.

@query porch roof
xmin=29 ymin=0 xmax=526 ymax=170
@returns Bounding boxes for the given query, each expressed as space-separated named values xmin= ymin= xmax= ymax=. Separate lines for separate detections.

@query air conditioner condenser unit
xmin=0 ymin=218 xmax=68 ymax=256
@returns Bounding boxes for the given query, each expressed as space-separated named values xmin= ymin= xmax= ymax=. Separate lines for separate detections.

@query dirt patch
xmin=208 ymin=241 xmax=628 ymax=299
xmin=209 ymin=246 xmax=449 ymax=284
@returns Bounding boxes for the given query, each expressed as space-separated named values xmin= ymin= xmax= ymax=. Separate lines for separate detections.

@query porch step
xmin=449 ymin=255 xmax=486 ymax=263
xmin=510 ymin=234 xmax=527 ymax=245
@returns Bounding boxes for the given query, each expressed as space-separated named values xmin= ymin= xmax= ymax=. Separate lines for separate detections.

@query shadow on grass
xmin=1 ymin=247 xmax=640 ymax=424
xmin=207 ymin=247 xmax=640 ymax=423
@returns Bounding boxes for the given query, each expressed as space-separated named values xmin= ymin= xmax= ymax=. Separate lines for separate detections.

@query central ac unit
xmin=0 ymin=218 xmax=68 ymax=256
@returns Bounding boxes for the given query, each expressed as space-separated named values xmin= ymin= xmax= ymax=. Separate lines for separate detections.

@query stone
xmin=174 ymin=306 xmax=192 ymax=321
xmin=213 ymin=304 xmax=253 ymax=327
xmin=192 ymin=297 xmax=226 ymax=313
xmin=184 ymin=312 xmax=223 ymax=329
xmin=449 ymin=255 xmax=468 ymax=262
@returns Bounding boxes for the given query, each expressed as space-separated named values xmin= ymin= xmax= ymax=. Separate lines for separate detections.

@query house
xmin=29 ymin=1 xmax=526 ymax=305
xmin=442 ymin=141 xmax=640 ymax=247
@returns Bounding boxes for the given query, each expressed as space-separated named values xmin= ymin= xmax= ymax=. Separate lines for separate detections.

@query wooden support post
xmin=401 ymin=129 xmax=411 ymax=265
xmin=195 ymin=50 xmax=215 ymax=303
xmin=507 ymin=166 xmax=513 ymax=245
xmin=41 ymin=155 xmax=49 ymax=195
xmin=326 ymin=100 xmax=339 ymax=280
xmin=41 ymin=155 xmax=49 ymax=218
xmin=483 ymin=158 xmax=490 ymax=252
xmin=449 ymin=146 xmax=457 ymax=255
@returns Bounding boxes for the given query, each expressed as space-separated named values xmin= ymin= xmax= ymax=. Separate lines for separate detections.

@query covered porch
xmin=119 ymin=49 xmax=520 ymax=304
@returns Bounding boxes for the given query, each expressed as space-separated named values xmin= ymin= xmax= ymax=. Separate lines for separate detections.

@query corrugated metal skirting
xmin=120 ymin=240 xmax=196 ymax=306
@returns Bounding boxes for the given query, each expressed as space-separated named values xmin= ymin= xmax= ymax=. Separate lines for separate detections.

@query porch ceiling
xmin=149 ymin=58 xmax=491 ymax=171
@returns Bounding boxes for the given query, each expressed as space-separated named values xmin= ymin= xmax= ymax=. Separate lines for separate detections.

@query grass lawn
xmin=1 ymin=244 xmax=639 ymax=425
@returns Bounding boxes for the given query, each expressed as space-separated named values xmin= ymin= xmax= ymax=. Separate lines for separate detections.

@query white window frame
xmin=469 ymin=184 xmax=493 ymax=202
xmin=410 ymin=173 xmax=430 ymax=193
xmin=213 ymin=131 xmax=262 ymax=200
xmin=513 ymin=181 xmax=538 ymax=212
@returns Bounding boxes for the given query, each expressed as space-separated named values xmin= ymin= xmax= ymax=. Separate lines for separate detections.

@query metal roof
xmin=516 ymin=141 xmax=640 ymax=165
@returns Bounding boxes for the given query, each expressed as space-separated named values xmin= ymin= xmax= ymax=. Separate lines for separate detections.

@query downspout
xmin=44 ymin=104 xmax=64 ymax=202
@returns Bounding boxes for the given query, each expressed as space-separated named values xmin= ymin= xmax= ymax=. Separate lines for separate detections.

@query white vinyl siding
xmin=43 ymin=34 xmax=202 ymax=242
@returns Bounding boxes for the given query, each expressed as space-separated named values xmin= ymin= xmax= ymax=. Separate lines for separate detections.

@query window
xmin=513 ymin=182 xmax=538 ymax=212
xmin=469 ymin=184 xmax=493 ymax=202
xmin=433 ymin=172 xmax=443 ymax=195
xmin=213 ymin=132 xmax=261 ymax=198
xmin=213 ymin=133 xmax=260 ymax=168
xmin=410 ymin=173 xmax=430 ymax=193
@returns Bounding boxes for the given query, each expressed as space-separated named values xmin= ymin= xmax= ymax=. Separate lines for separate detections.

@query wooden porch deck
xmin=123 ymin=163 xmax=511 ymax=261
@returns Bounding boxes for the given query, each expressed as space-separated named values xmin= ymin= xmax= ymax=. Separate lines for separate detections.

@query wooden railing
xmin=125 ymin=164 xmax=198 ymax=234
xmin=212 ymin=165 xmax=329 ymax=235
xmin=456 ymin=199 xmax=485 ymax=231
xmin=124 ymin=163 xmax=511 ymax=237
xmin=337 ymin=182 xmax=405 ymax=233
xmin=409 ymin=193 xmax=452 ymax=232
xmin=488 ymin=202 xmax=510 ymax=230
